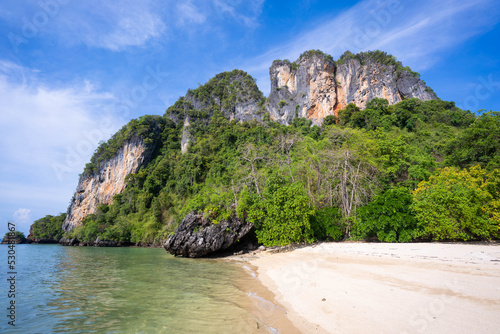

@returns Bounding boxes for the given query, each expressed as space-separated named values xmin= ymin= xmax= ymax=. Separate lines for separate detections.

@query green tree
xmin=2 ymin=231 xmax=26 ymax=243
xmin=238 ymin=176 xmax=315 ymax=247
xmin=310 ymin=207 xmax=343 ymax=241
xmin=445 ymin=111 xmax=500 ymax=170
xmin=354 ymin=187 xmax=418 ymax=242
xmin=412 ymin=166 xmax=499 ymax=241
xmin=30 ymin=213 xmax=66 ymax=240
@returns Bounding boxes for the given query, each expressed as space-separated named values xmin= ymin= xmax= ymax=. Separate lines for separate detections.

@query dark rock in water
xmin=59 ymin=236 xmax=120 ymax=247
xmin=27 ymin=238 xmax=59 ymax=244
xmin=94 ymin=237 xmax=118 ymax=247
xmin=164 ymin=213 xmax=254 ymax=258
xmin=59 ymin=237 xmax=78 ymax=246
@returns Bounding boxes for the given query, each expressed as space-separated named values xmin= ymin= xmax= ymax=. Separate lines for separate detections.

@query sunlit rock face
xmin=62 ymin=136 xmax=156 ymax=232
xmin=267 ymin=51 xmax=437 ymax=125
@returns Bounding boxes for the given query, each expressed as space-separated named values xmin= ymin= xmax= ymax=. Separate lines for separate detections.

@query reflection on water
xmin=0 ymin=245 xmax=273 ymax=333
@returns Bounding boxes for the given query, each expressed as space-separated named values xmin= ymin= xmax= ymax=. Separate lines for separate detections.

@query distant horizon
xmin=1 ymin=0 xmax=499 ymax=237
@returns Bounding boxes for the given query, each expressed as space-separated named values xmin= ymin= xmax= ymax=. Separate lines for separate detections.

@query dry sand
xmin=238 ymin=242 xmax=500 ymax=334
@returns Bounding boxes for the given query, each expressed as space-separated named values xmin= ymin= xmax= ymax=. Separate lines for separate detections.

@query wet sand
xmin=235 ymin=242 xmax=500 ymax=333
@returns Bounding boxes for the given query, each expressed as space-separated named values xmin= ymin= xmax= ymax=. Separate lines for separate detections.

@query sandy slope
xmin=247 ymin=242 xmax=500 ymax=334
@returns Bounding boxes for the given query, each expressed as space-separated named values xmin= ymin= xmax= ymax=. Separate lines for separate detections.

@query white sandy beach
xmin=244 ymin=242 xmax=500 ymax=334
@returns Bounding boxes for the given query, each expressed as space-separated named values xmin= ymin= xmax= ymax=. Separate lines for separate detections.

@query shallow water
xmin=0 ymin=245 xmax=279 ymax=333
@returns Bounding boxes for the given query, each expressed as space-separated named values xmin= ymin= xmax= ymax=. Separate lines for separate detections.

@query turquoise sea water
xmin=0 ymin=245 xmax=279 ymax=333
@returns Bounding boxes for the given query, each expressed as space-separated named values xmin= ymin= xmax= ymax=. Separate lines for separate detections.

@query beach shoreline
xmin=232 ymin=242 xmax=500 ymax=333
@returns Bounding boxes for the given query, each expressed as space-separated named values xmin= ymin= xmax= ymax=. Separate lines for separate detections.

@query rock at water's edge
xmin=164 ymin=213 xmax=254 ymax=258
xmin=59 ymin=237 xmax=78 ymax=246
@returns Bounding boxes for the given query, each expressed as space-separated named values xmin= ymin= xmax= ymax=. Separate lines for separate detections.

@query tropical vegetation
xmin=33 ymin=55 xmax=499 ymax=247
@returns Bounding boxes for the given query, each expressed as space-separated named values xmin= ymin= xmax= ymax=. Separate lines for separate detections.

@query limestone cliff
xmin=167 ymin=50 xmax=438 ymax=147
xmin=267 ymin=52 xmax=337 ymax=125
xmin=165 ymin=70 xmax=265 ymax=153
xmin=62 ymin=116 xmax=162 ymax=232
xmin=266 ymin=50 xmax=437 ymax=125
xmin=334 ymin=51 xmax=437 ymax=112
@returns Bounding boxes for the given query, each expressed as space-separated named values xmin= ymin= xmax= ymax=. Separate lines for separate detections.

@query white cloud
xmin=51 ymin=0 xmax=166 ymax=51
xmin=244 ymin=0 xmax=500 ymax=95
xmin=212 ymin=0 xmax=265 ymax=27
xmin=176 ymin=1 xmax=207 ymax=26
xmin=0 ymin=60 xmax=124 ymax=214
xmin=13 ymin=208 xmax=31 ymax=232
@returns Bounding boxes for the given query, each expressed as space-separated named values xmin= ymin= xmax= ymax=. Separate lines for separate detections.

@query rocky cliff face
xmin=334 ymin=56 xmax=437 ymax=112
xmin=267 ymin=53 xmax=337 ymax=125
xmin=62 ymin=135 xmax=157 ymax=232
xmin=266 ymin=51 xmax=437 ymax=125
xmin=167 ymin=50 xmax=438 ymax=144
xmin=165 ymin=70 xmax=265 ymax=153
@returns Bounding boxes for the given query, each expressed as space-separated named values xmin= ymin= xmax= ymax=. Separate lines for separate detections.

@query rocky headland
xmin=55 ymin=49 xmax=439 ymax=256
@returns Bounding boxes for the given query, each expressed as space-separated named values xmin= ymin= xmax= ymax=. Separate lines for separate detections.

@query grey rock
xmin=267 ymin=54 xmax=337 ymax=125
xmin=266 ymin=51 xmax=438 ymax=125
xmin=94 ymin=237 xmax=118 ymax=247
xmin=59 ymin=237 xmax=78 ymax=246
xmin=164 ymin=213 xmax=254 ymax=258
xmin=335 ymin=57 xmax=436 ymax=110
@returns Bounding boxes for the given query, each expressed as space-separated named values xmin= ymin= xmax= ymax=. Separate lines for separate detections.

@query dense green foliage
xmin=53 ymin=68 xmax=500 ymax=246
xmin=237 ymin=178 xmax=315 ymax=247
xmin=353 ymin=187 xmax=417 ymax=242
xmin=412 ymin=166 xmax=500 ymax=241
xmin=2 ymin=231 xmax=26 ymax=243
xmin=166 ymin=70 xmax=265 ymax=124
xmin=299 ymin=49 xmax=334 ymax=63
xmin=30 ymin=213 xmax=66 ymax=240
xmin=445 ymin=112 xmax=500 ymax=170
xmin=339 ymin=98 xmax=474 ymax=131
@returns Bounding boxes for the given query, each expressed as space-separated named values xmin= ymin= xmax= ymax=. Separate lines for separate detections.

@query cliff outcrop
xmin=59 ymin=49 xmax=440 ymax=246
xmin=62 ymin=116 xmax=163 ymax=232
xmin=267 ymin=51 xmax=338 ymax=125
xmin=166 ymin=50 xmax=438 ymax=148
xmin=1 ymin=231 xmax=26 ymax=244
xmin=334 ymin=51 xmax=437 ymax=113
xmin=165 ymin=70 xmax=266 ymax=153
xmin=266 ymin=50 xmax=437 ymax=125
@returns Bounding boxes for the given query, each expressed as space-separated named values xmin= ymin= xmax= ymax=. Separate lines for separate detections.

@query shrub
xmin=30 ymin=213 xmax=66 ymax=240
xmin=354 ymin=187 xmax=418 ymax=242
xmin=310 ymin=207 xmax=343 ymax=241
xmin=256 ymin=182 xmax=315 ymax=246
xmin=237 ymin=178 xmax=315 ymax=247
xmin=412 ymin=166 xmax=500 ymax=241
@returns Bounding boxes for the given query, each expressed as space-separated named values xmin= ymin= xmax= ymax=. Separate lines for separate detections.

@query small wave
xmin=242 ymin=265 xmax=257 ymax=278
xmin=248 ymin=292 xmax=284 ymax=311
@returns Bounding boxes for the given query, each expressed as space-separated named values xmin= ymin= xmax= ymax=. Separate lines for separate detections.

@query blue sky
xmin=0 ymin=0 xmax=499 ymax=237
